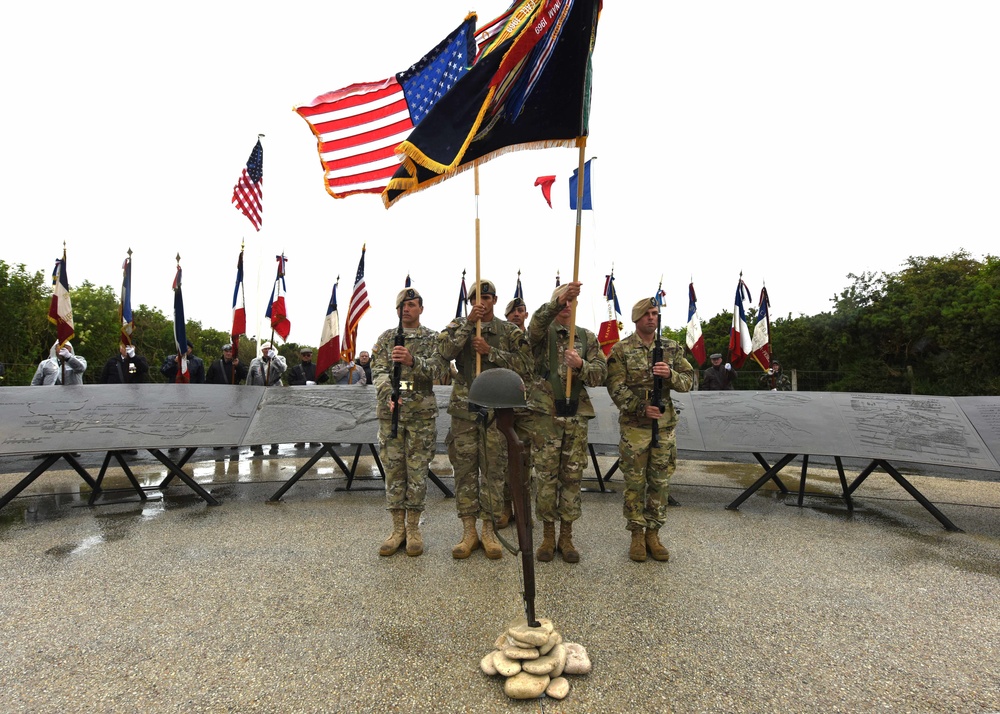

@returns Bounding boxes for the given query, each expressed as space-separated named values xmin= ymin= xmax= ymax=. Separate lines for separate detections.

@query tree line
xmin=2 ymin=251 xmax=997 ymax=395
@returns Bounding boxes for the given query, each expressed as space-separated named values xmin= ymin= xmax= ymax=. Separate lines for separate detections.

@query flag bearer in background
xmin=247 ymin=341 xmax=286 ymax=455
xmin=100 ymin=343 xmax=148 ymax=384
xmin=371 ymin=287 xmax=448 ymax=557
xmin=31 ymin=342 xmax=87 ymax=385
xmin=520 ymin=281 xmax=607 ymax=564
xmin=438 ymin=279 xmax=531 ymax=560
xmin=606 ymin=296 xmax=694 ymax=563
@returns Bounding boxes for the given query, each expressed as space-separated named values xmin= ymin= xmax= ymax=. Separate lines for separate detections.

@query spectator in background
xmin=247 ymin=341 xmax=286 ymax=455
xmin=701 ymin=353 xmax=737 ymax=391
xmin=100 ymin=343 xmax=148 ymax=384
xmin=758 ymin=358 xmax=792 ymax=391
xmin=31 ymin=341 xmax=87 ymax=385
xmin=161 ymin=339 xmax=205 ymax=384
xmin=356 ymin=350 xmax=373 ymax=386
xmin=330 ymin=356 xmax=367 ymax=385
xmin=206 ymin=343 xmax=248 ymax=385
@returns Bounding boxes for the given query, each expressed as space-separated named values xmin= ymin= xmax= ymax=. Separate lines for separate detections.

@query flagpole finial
xmin=462 ymin=268 xmax=466 ymax=278
xmin=127 ymin=248 xmax=132 ymax=258
xmin=258 ymin=133 xmax=265 ymax=138
xmin=175 ymin=253 xmax=181 ymax=264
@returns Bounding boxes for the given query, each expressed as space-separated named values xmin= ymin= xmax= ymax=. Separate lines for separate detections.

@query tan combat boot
xmin=451 ymin=516 xmax=480 ymax=559
xmin=557 ymin=520 xmax=580 ymax=563
xmin=480 ymin=519 xmax=503 ymax=560
xmin=536 ymin=521 xmax=556 ymax=562
xmin=629 ymin=526 xmax=647 ymax=562
xmin=496 ymin=500 xmax=514 ymax=528
xmin=645 ymin=528 xmax=670 ymax=561
xmin=405 ymin=510 xmax=424 ymax=557
xmin=379 ymin=509 xmax=406 ymax=556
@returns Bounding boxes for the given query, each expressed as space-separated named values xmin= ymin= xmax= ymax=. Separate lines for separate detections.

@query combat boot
xmin=480 ymin=519 xmax=503 ymax=560
xmin=557 ymin=520 xmax=580 ymax=563
xmin=629 ymin=526 xmax=647 ymax=562
xmin=496 ymin=500 xmax=514 ymax=528
xmin=379 ymin=509 xmax=406 ymax=557
xmin=405 ymin=510 xmax=424 ymax=556
xmin=451 ymin=516 xmax=480 ymax=559
xmin=645 ymin=528 xmax=670 ymax=561
xmin=536 ymin=521 xmax=556 ymax=562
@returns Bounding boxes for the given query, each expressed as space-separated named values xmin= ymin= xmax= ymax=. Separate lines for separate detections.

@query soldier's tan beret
xmin=504 ymin=297 xmax=525 ymax=316
xmin=631 ymin=297 xmax=659 ymax=322
xmin=467 ymin=280 xmax=497 ymax=301
xmin=396 ymin=287 xmax=421 ymax=308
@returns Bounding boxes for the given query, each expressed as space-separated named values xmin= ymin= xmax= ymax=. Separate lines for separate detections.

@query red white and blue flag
xmin=597 ymin=271 xmax=621 ymax=356
xmin=751 ymin=285 xmax=772 ymax=370
xmin=119 ymin=252 xmax=133 ymax=347
xmin=48 ymin=247 xmax=74 ymax=348
xmin=685 ymin=281 xmax=707 ymax=366
xmin=172 ymin=264 xmax=190 ymax=382
xmin=728 ymin=275 xmax=753 ymax=369
xmin=569 ymin=158 xmax=594 ymax=211
xmin=294 ymin=16 xmax=477 ymax=199
xmin=232 ymin=140 xmax=263 ymax=231
xmin=231 ymin=248 xmax=247 ymax=355
xmin=316 ymin=279 xmax=341 ymax=377
xmin=342 ymin=246 xmax=370 ymax=361
xmin=265 ymin=254 xmax=291 ymax=341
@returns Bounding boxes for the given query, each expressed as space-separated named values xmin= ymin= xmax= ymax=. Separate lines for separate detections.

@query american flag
xmin=342 ymin=245 xmax=370 ymax=361
xmin=232 ymin=139 xmax=263 ymax=231
xmin=294 ymin=16 xmax=476 ymax=199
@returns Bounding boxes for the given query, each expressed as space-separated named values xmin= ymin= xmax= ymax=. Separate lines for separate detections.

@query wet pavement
xmin=1 ymin=447 xmax=999 ymax=713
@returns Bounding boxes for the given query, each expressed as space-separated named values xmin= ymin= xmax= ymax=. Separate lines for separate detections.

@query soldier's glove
xmin=725 ymin=363 xmax=731 ymax=371
xmin=126 ymin=346 xmax=136 ymax=357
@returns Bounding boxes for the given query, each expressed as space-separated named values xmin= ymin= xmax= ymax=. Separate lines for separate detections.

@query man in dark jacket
xmin=287 ymin=347 xmax=329 ymax=386
xmin=100 ymin=343 xmax=149 ymax=384
xmin=206 ymin=343 xmax=248 ymax=385
xmin=701 ymin=353 xmax=737 ymax=390
xmin=161 ymin=339 xmax=205 ymax=384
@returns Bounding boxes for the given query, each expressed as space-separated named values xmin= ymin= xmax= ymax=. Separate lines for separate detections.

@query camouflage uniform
xmin=520 ymin=298 xmax=607 ymax=524
xmin=606 ymin=332 xmax=694 ymax=531
xmin=372 ymin=325 xmax=447 ymax=511
xmin=439 ymin=315 xmax=531 ymax=520
xmin=758 ymin=369 xmax=792 ymax=391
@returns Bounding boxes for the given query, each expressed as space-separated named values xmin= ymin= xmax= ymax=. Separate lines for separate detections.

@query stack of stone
xmin=479 ymin=616 xmax=592 ymax=701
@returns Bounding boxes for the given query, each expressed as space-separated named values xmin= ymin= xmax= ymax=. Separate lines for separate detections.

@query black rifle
xmin=390 ymin=305 xmax=405 ymax=439
xmin=650 ymin=305 xmax=664 ymax=448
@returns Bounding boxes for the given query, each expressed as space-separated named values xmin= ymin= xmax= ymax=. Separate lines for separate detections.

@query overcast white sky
xmin=3 ymin=1 xmax=998 ymax=357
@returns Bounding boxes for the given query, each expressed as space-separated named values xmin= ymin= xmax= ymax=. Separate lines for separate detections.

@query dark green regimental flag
xmin=382 ymin=0 xmax=601 ymax=208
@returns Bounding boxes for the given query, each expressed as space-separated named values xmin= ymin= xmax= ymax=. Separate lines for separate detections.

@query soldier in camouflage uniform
xmin=371 ymin=287 xmax=447 ymax=557
xmin=519 ymin=281 xmax=607 ymax=563
xmin=758 ymin=358 xmax=792 ymax=391
xmin=439 ymin=279 xmax=531 ymax=560
xmin=606 ymin=296 xmax=694 ymax=562
xmin=499 ymin=296 xmax=531 ymax=527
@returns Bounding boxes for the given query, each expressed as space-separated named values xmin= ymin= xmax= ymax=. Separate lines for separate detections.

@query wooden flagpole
xmin=565 ymin=137 xmax=587 ymax=399
xmin=474 ymin=163 xmax=482 ymax=376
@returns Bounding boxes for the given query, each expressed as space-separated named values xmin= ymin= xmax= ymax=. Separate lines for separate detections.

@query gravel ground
xmin=0 ymin=451 xmax=998 ymax=713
